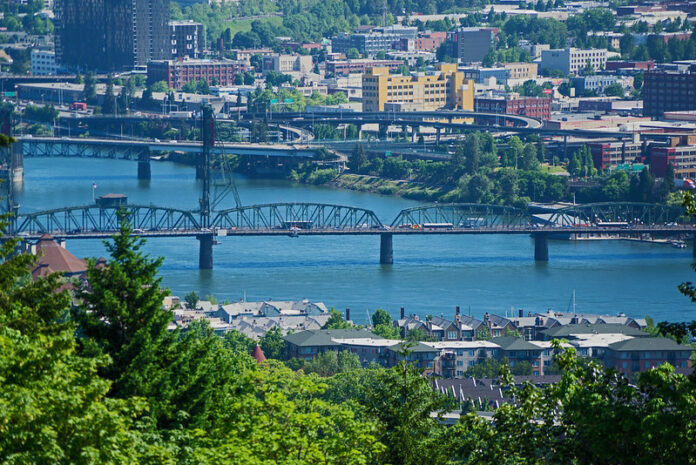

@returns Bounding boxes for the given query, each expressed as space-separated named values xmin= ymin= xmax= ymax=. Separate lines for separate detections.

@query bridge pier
xmin=195 ymin=161 xmax=204 ymax=179
xmin=380 ymin=233 xmax=393 ymax=265
xmin=533 ymin=232 xmax=549 ymax=262
xmin=198 ymin=234 xmax=214 ymax=269
xmin=436 ymin=127 xmax=441 ymax=144
xmin=137 ymin=153 xmax=151 ymax=180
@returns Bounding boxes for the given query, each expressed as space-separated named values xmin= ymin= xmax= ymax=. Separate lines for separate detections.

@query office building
xmin=30 ymin=49 xmax=58 ymax=76
xmin=170 ymin=21 xmax=205 ymax=59
xmin=643 ymin=66 xmax=696 ymax=117
xmin=326 ymin=59 xmax=402 ymax=76
xmin=55 ymin=0 xmax=169 ymax=71
xmin=449 ymin=27 xmax=496 ymax=63
xmin=650 ymin=135 xmax=696 ymax=178
xmin=262 ymin=54 xmax=313 ymax=74
xmin=362 ymin=63 xmax=475 ymax=112
xmin=503 ymin=62 xmax=538 ymax=81
xmin=588 ymin=141 xmax=643 ymax=170
xmin=147 ymin=58 xmax=247 ymax=90
xmin=331 ymin=26 xmax=417 ymax=56
xmin=540 ymin=48 xmax=607 ymax=75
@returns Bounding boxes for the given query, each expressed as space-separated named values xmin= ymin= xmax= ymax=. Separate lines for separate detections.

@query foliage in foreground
xmin=2 ymin=204 xmax=696 ymax=464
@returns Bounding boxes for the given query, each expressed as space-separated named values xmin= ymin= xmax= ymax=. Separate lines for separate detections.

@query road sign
xmin=270 ymin=99 xmax=278 ymax=104
xmin=3 ymin=91 xmax=15 ymax=97
xmin=284 ymin=98 xmax=294 ymax=103
xmin=385 ymin=151 xmax=392 ymax=157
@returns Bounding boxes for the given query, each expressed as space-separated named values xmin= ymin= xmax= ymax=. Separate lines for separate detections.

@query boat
xmin=671 ymin=240 xmax=687 ymax=249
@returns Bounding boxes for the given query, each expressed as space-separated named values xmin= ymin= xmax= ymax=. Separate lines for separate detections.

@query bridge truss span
xmin=211 ymin=202 xmax=384 ymax=231
xmin=13 ymin=205 xmax=201 ymax=237
xmin=390 ymin=203 xmax=531 ymax=230
xmin=546 ymin=202 xmax=692 ymax=228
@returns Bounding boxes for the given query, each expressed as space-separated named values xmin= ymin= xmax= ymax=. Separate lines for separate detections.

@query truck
xmin=69 ymin=102 xmax=88 ymax=111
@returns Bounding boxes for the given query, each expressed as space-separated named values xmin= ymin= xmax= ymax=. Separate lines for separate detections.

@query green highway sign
xmin=270 ymin=99 xmax=278 ymax=104
xmin=284 ymin=98 xmax=293 ymax=103
xmin=385 ymin=151 xmax=392 ymax=157
xmin=3 ymin=92 xmax=15 ymax=97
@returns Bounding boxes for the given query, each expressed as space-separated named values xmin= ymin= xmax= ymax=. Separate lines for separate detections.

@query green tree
xmin=184 ymin=290 xmax=199 ymax=309
xmin=259 ymin=326 xmax=285 ymax=359
xmin=346 ymin=47 xmax=360 ymax=59
xmin=83 ymin=72 xmax=97 ymax=104
xmin=323 ymin=308 xmax=355 ymax=329
xmin=604 ymin=83 xmax=625 ymax=97
xmin=360 ymin=351 xmax=453 ymax=465
xmin=102 ymin=74 xmax=116 ymax=115
xmin=372 ymin=308 xmax=393 ymax=327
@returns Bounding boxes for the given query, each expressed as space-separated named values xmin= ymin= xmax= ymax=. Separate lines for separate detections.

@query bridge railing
xmin=545 ymin=202 xmax=693 ymax=227
xmin=210 ymin=202 xmax=384 ymax=230
xmin=13 ymin=205 xmax=201 ymax=236
xmin=390 ymin=203 xmax=532 ymax=229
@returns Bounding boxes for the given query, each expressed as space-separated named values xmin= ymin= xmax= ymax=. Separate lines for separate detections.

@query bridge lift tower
xmin=197 ymin=103 xmax=243 ymax=269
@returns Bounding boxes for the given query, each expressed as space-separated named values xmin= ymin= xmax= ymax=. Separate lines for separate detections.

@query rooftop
xmin=608 ymin=337 xmax=694 ymax=352
xmin=283 ymin=328 xmax=381 ymax=347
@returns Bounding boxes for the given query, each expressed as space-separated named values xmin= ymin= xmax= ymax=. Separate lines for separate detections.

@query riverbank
xmin=326 ymin=173 xmax=454 ymax=202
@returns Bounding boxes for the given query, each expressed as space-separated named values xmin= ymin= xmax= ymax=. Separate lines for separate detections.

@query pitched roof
xmin=283 ymin=328 xmax=381 ymax=347
xmin=541 ymin=323 xmax=646 ymax=339
xmin=32 ymin=235 xmax=86 ymax=279
xmin=252 ymin=345 xmax=267 ymax=363
xmin=608 ymin=337 xmax=693 ymax=352
xmin=491 ymin=336 xmax=543 ymax=351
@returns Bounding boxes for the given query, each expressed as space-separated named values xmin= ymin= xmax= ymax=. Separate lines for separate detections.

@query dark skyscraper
xmin=55 ymin=0 xmax=169 ymax=71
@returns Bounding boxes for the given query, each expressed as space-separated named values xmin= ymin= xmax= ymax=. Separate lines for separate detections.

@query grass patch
xmin=225 ymin=16 xmax=282 ymax=36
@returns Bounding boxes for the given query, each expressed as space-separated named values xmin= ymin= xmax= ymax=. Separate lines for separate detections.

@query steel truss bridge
xmin=10 ymin=202 xmax=696 ymax=268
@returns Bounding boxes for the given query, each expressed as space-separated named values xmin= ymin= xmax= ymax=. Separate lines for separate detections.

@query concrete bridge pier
xmin=198 ymin=234 xmax=214 ymax=269
xmin=380 ymin=233 xmax=393 ymax=265
xmin=533 ymin=232 xmax=549 ymax=262
xmin=137 ymin=152 xmax=151 ymax=180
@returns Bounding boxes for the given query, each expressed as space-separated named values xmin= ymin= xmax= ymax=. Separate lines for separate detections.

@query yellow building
xmin=362 ymin=63 xmax=474 ymax=112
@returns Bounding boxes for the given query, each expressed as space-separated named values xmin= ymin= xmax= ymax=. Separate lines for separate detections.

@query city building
xmin=643 ymin=65 xmax=696 ymax=117
xmin=331 ymin=26 xmax=417 ymax=56
xmin=460 ymin=66 xmax=509 ymax=85
xmin=606 ymin=60 xmax=656 ymax=72
xmin=30 ymin=49 xmax=58 ymax=76
xmin=426 ymin=341 xmax=500 ymax=378
xmin=650 ymin=135 xmax=696 ymax=178
xmin=449 ymin=27 xmax=496 ymax=63
xmin=29 ymin=234 xmax=86 ymax=280
xmin=571 ymin=75 xmax=629 ymax=94
xmin=605 ymin=337 xmax=693 ymax=376
xmin=284 ymin=329 xmax=382 ymax=360
xmin=362 ymin=63 xmax=475 ymax=112
xmin=540 ymin=48 xmax=608 ymax=75
xmin=147 ymin=58 xmax=247 ymax=90
xmin=55 ymin=0 xmax=169 ymax=71
xmin=169 ymin=20 xmax=205 ymax=59
xmin=503 ymin=62 xmax=538 ymax=81
xmin=588 ymin=141 xmax=643 ymax=170
xmin=396 ymin=31 xmax=447 ymax=51
xmin=326 ymin=59 xmax=402 ymax=76
xmin=262 ymin=54 xmax=313 ymax=74
xmin=474 ymin=93 xmax=552 ymax=121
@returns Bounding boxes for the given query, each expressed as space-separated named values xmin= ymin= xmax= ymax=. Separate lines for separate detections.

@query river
xmin=15 ymin=157 xmax=696 ymax=325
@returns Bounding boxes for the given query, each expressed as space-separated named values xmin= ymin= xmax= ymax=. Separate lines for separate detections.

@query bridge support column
xmin=380 ymin=233 xmax=393 ymax=265
xmin=436 ymin=127 xmax=441 ymax=144
xmin=533 ymin=232 xmax=549 ymax=262
xmin=195 ymin=161 xmax=204 ymax=179
xmin=198 ymin=234 xmax=214 ymax=269
xmin=137 ymin=153 xmax=151 ymax=180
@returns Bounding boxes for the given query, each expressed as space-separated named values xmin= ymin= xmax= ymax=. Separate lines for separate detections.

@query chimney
xmin=455 ymin=306 xmax=460 ymax=316
xmin=345 ymin=308 xmax=350 ymax=322
xmin=518 ymin=308 xmax=524 ymax=318
xmin=400 ymin=307 xmax=405 ymax=319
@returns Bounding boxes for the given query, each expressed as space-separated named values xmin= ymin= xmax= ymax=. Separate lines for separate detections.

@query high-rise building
xmin=170 ymin=21 xmax=205 ymax=59
xmin=55 ymin=0 xmax=169 ymax=71
xmin=448 ymin=27 xmax=496 ymax=63
xmin=643 ymin=65 xmax=696 ymax=117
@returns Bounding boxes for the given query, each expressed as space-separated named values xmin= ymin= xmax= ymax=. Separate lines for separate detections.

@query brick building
xmin=474 ymin=94 xmax=552 ymax=121
xmin=588 ymin=141 xmax=643 ymax=170
xmin=147 ymin=59 xmax=247 ymax=90
xmin=650 ymin=135 xmax=696 ymax=178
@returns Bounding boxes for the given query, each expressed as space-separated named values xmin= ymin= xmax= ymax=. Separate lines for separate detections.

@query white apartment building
xmin=540 ymin=48 xmax=608 ymax=75
xmin=30 ymin=49 xmax=58 ymax=76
